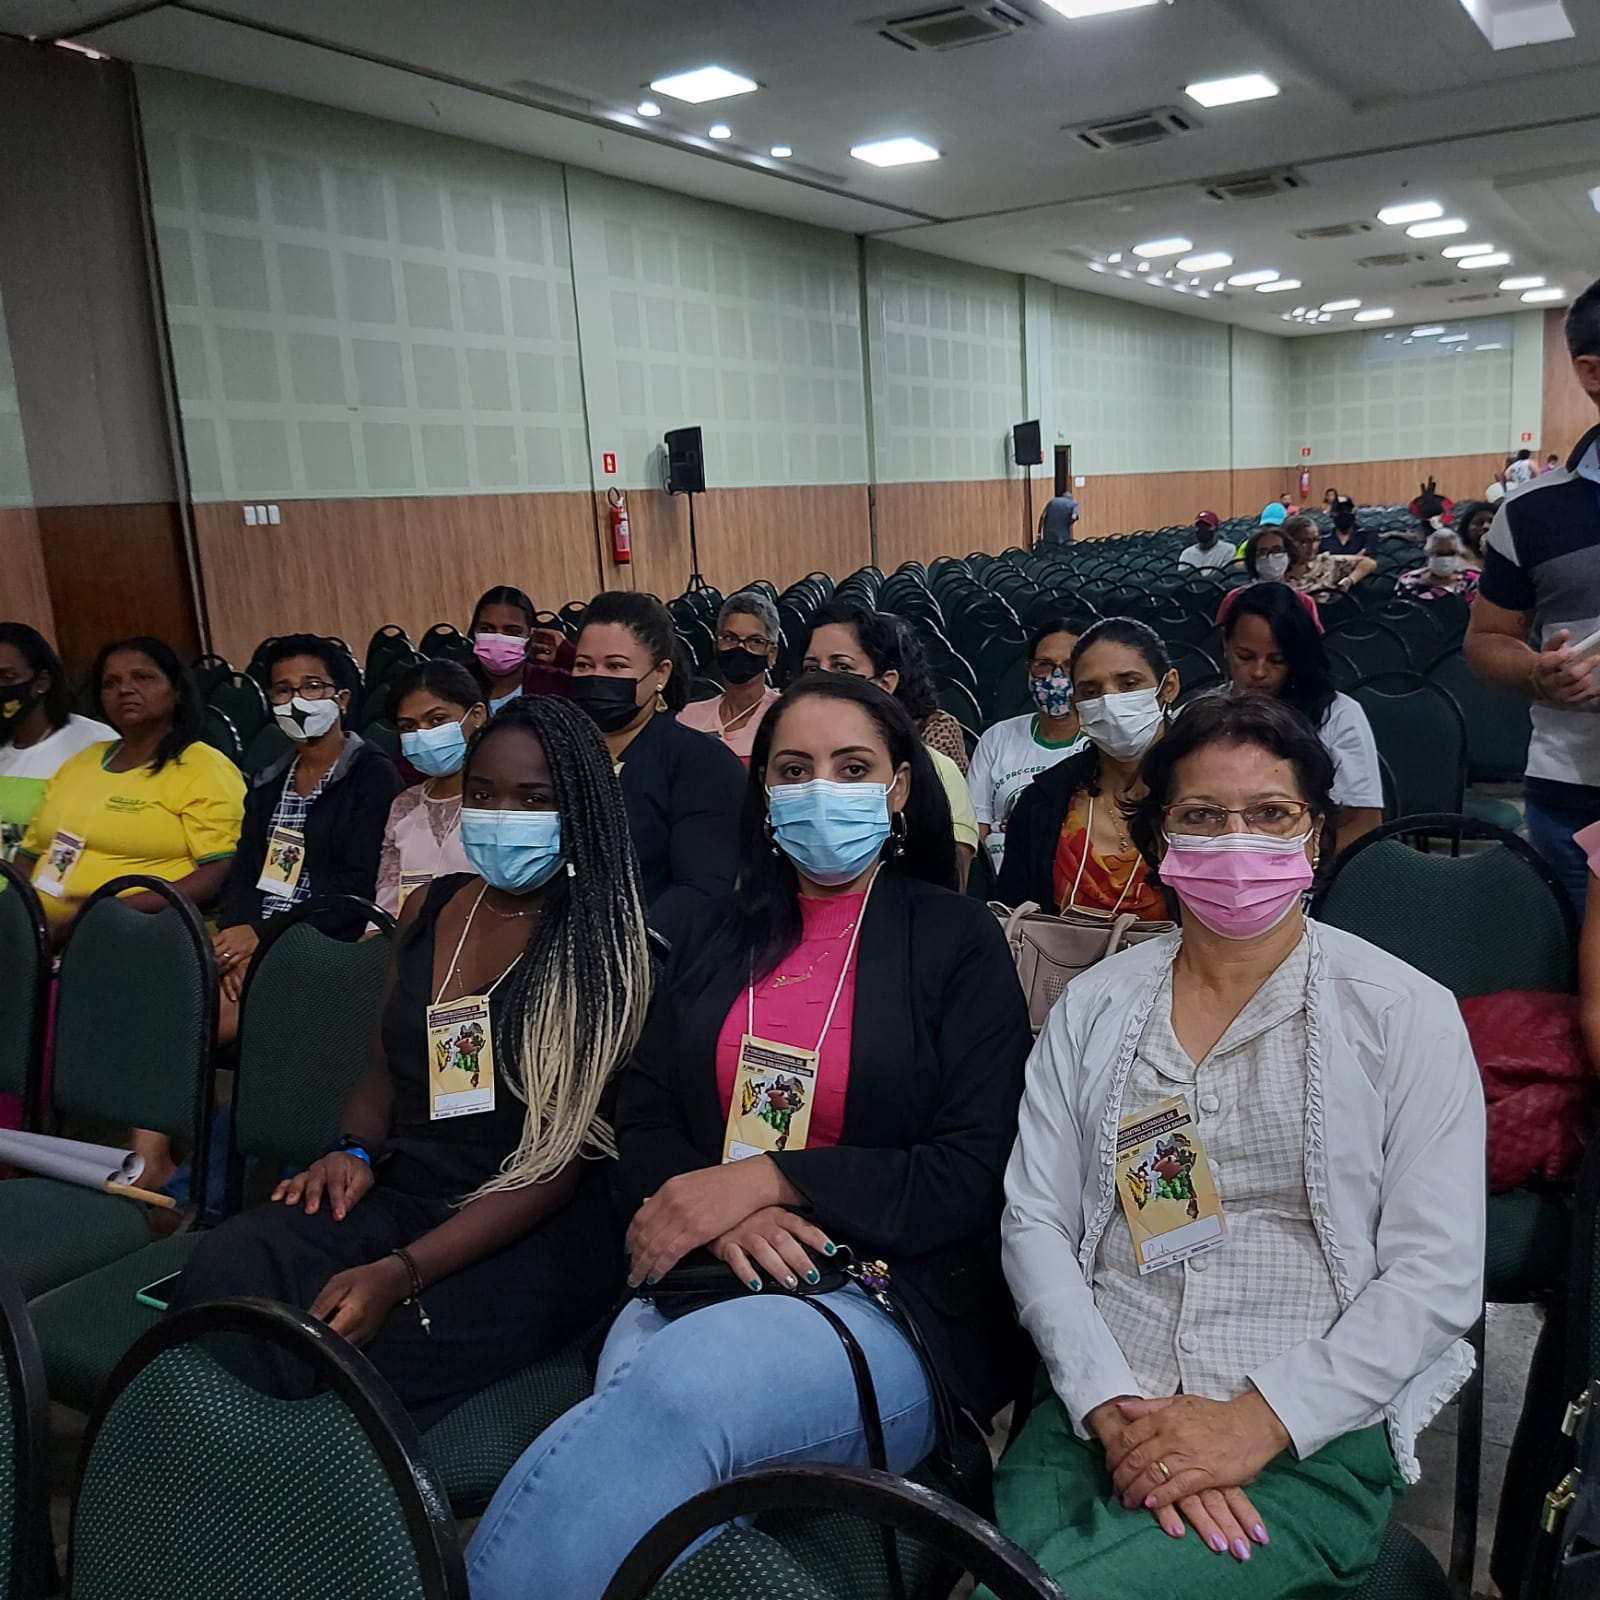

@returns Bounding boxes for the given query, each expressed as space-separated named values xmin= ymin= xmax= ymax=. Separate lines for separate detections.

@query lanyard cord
xmin=433 ymin=883 xmax=524 ymax=1006
xmin=747 ymin=866 xmax=881 ymax=1053
xmin=1066 ymin=793 xmax=1145 ymax=919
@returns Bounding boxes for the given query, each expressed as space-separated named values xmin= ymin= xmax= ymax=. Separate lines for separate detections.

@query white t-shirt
xmin=0 ymin=714 xmax=116 ymax=859
xmin=1506 ymin=458 xmax=1537 ymax=486
xmin=1319 ymin=693 xmax=1383 ymax=809
xmin=967 ymin=714 xmax=1089 ymax=867
xmin=1179 ymin=542 xmax=1234 ymax=570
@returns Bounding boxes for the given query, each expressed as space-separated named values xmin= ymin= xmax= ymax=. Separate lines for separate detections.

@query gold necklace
xmin=770 ymin=919 xmax=859 ymax=986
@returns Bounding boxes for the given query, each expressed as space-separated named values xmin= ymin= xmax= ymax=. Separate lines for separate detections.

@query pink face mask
xmin=1159 ymin=829 xmax=1314 ymax=940
xmin=474 ymin=633 xmax=528 ymax=675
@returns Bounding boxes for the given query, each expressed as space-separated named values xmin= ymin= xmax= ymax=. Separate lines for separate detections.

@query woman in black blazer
xmin=466 ymin=675 xmax=1032 ymax=1600
xmin=567 ymin=590 xmax=743 ymax=949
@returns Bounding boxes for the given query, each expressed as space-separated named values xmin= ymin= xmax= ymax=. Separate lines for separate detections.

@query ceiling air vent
xmin=1357 ymin=250 xmax=1427 ymax=269
xmin=1070 ymin=105 xmax=1197 ymax=152
xmin=1293 ymin=221 xmax=1375 ymax=241
xmin=1201 ymin=169 xmax=1306 ymax=202
xmin=1413 ymin=275 xmax=1467 ymax=289
xmin=1450 ymin=291 xmax=1497 ymax=303
xmin=879 ymin=4 xmax=1029 ymax=50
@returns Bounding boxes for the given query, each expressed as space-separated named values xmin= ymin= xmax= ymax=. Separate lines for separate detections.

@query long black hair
xmin=0 ymin=622 xmax=74 ymax=737
xmin=696 ymin=675 xmax=956 ymax=986
xmin=579 ymin=590 xmax=690 ymax=713
xmin=1452 ymin=499 xmax=1493 ymax=559
xmin=385 ymin=657 xmax=488 ymax=724
xmin=1220 ymin=582 xmax=1336 ymax=728
xmin=458 ymin=694 xmax=651 ymax=1191
xmin=470 ymin=585 xmax=536 ymax=634
xmin=89 ymin=636 xmax=203 ymax=773
xmin=803 ymin=601 xmax=939 ymax=723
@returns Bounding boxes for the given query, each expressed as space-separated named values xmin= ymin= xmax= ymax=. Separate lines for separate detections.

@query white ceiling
xmin=9 ymin=0 xmax=1600 ymax=334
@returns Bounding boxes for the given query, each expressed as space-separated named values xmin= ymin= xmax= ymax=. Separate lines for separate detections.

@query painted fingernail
xmin=1232 ymin=1540 xmax=1251 ymax=1562
xmin=1209 ymin=1534 xmax=1227 ymax=1553
xmin=626 ymin=1277 xmax=640 ymax=1289
xmin=823 ymin=1243 xmax=837 ymax=1255
xmin=1144 ymin=1496 xmax=1158 ymax=1510
xmin=1166 ymin=1522 xmax=1184 ymax=1539
xmin=785 ymin=1275 xmax=799 ymax=1288
xmin=748 ymin=1277 xmax=762 ymax=1292
xmin=1252 ymin=1524 xmax=1269 ymax=1545
xmin=805 ymin=1269 xmax=820 ymax=1284
xmin=645 ymin=1274 xmax=658 ymax=1286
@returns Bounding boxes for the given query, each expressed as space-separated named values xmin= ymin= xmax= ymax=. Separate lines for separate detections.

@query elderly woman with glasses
xmin=677 ymin=590 xmax=781 ymax=767
xmin=991 ymin=693 xmax=1483 ymax=1600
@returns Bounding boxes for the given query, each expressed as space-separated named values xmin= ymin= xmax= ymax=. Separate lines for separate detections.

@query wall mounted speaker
xmin=664 ymin=426 xmax=706 ymax=494
xmin=1012 ymin=420 xmax=1042 ymax=467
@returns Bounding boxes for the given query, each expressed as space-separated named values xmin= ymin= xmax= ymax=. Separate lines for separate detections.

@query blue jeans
xmin=1525 ymin=793 xmax=1600 ymax=918
xmin=466 ymin=1283 xmax=936 ymax=1600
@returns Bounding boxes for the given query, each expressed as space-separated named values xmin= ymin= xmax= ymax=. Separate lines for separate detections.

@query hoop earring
xmin=890 ymin=811 xmax=908 ymax=857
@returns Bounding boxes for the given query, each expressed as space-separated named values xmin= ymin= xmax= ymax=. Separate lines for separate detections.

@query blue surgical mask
xmin=767 ymin=779 xmax=891 ymax=887
xmin=400 ymin=715 xmax=470 ymax=778
xmin=1028 ymin=670 xmax=1074 ymax=720
xmin=460 ymin=808 xmax=564 ymax=894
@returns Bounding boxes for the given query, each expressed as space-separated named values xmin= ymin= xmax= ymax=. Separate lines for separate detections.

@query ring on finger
xmin=1155 ymin=1460 xmax=1172 ymax=1482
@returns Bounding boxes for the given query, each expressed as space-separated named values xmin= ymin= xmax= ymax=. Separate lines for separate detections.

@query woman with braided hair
xmin=171 ymin=695 xmax=653 ymax=1426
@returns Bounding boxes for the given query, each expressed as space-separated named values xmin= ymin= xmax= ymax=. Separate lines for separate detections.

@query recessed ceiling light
xmin=850 ymin=136 xmax=940 ymax=167
xmin=1185 ymin=73 xmax=1279 ymax=108
xmin=1457 ymin=0 xmax=1575 ymax=51
xmin=1407 ymin=218 xmax=1469 ymax=238
xmin=1136 ymin=260 xmax=1151 ymax=272
xmin=1317 ymin=312 xmax=1333 ymax=322
xmin=1460 ymin=252 xmax=1512 ymax=270
xmin=1522 ymin=286 xmax=1567 ymax=303
xmin=1228 ymin=268 xmax=1279 ymax=287
xmin=1500 ymin=275 xmax=1544 ymax=291
xmin=1131 ymin=237 xmax=1192 ymax=258
xmin=649 ymin=65 xmax=758 ymax=104
xmin=1320 ymin=298 xmax=1361 ymax=312
xmin=769 ymin=145 xmax=792 ymax=158
xmin=1377 ymin=200 xmax=1443 ymax=225
xmin=636 ymin=100 xmax=661 ymax=117
xmin=1439 ymin=332 xmax=1471 ymax=342
xmin=1038 ymin=0 xmax=1159 ymax=14
xmin=1476 ymin=343 xmax=1504 ymax=351
xmin=1176 ymin=250 xmax=1233 ymax=272
xmin=708 ymin=123 xmax=732 ymax=140
xmin=1354 ymin=308 xmax=1395 ymax=321
xmin=1107 ymin=251 xmax=1123 ymax=263
xmin=1442 ymin=242 xmax=1494 ymax=258
xmin=1410 ymin=325 xmax=1446 ymax=337
xmin=1086 ymin=261 xmax=1106 ymax=272
xmin=1212 ymin=279 xmax=1229 ymax=292
xmin=1257 ymin=278 xmax=1302 ymax=293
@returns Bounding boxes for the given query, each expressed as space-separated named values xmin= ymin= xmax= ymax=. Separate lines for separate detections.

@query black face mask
xmin=0 ymin=683 xmax=39 ymax=730
xmin=716 ymin=646 xmax=768 ymax=685
xmin=570 ymin=673 xmax=643 ymax=733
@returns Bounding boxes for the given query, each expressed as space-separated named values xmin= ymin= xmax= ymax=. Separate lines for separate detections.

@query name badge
xmin=398 ymin=869 xmax=433 ymax=909
xmin=34 ymin=829 xmax=86 ymax=899
xmin=1115 ymin=1094 xmax=1226 ymax=1275
xmin=722 ymin=1034 xmax=817 ymax=1163
xmin=257 ymin=825 xmax=306 ymax=897
xmin=426 ymin=995 xmax=496 ymax=1120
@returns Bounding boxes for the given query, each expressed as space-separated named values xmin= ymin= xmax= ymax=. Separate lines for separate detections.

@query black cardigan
xmin=617 ymin=709 xmax=745 ymax=948
xmin=615 ymin=870 xmax=1033 ymax=1420
xmin=218 ymin=735 xmax=402 ymax=934
xmin=994 ymin=748 xmax=1099 ymax=915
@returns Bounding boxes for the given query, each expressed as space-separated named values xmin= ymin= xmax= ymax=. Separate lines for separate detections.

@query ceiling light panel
xmin=1228 ymin=268 xmax=1279 ymax=286
xmin=1439 ymin=332 xmax=1471 ymax=342
xmin=1442 ymin=242 xmax=1494 ymax=258
xmin=1500 ymin=275 xmax=1544 ymax=291
xmin=1185 ymin=73 xmax=1280 ymax=108
xmin=1132 ymin=237 xmax=1193 ymax=258
xmin=1457 ymin=0 xmax=1575 ymax=50
xmin=1038 ymin=0 xmax=1159 ymax=14
xmin=636 ymin=100 xmax=661 ymax=117
xmin=649 ymin=65 xmax=758 ymax=103
xmin=769 ymin=145 xmax=792 ymax=158
xmin=1377 ymin=200 xmax=1443 ymax=225
xmin=1411 ymin=325 xmax=1446 ymax=337
xmin=1257 ymin=278 xmax=1302 ymax=293
xmin=1321 ymin=299 xmax=1361 ymax=312
xmin=1176 ymin=251 xmax=1233 ymax=272
xmin=1407 ymin=218 xmax=1468 ymax=238
xmin=850 ymin=136 xmax=940 ymax=166
xmin=708 ymin=123 xmax=732 ymax=139
xmin=1354 ymin=308 xmax=1395 ymax=321
xmin=1522 ymin=287 xmax=1566 ymax=303
xmin=1459 ymin=252 xmax=1511 ymax=269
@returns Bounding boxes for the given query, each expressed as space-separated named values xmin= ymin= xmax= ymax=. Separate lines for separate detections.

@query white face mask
xmin=274 ymin=695 xmax=342 ymax=743
xmin=1075 ymin=687 xmax=1165 ymax=762
xmin=1427 ymin=553 xmax=1463 ymax=577
xmin=1258 ymin=551 xmax=1290 ymax=581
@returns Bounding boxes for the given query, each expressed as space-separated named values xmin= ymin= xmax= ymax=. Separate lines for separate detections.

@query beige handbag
xmin=991 ymin=902 xmax=1175 ymax=1031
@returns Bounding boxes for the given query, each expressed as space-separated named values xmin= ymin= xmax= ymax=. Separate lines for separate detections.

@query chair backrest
xmin=602 ymin=1464 xmax=1065 ymax=1600
xmin=228 ymin=897 xmax=395 ymax=1207
xmin=0 ymin=862 xmax=48 ymax=1125
xmin=1325 ymin=619 xmax=1409 ymax=680
xmin=364 ymin=624 xmax=416 ymax=685
xmin=52 ymin=878 xmax=217 ymax=1203
xmin=1312 ymin=815 xmax=1576 ymax=997
xmin=207 ymin=674 xmax=269 ymax=743
xmin=241 ymin=721 xmax=294 ymax=777
xmin=1426 ymin=646 xmax=1533 ymax=785
xmin=1350 ymin=673 xmax=1467 ymax=816
xmin=200 ymin=705 xmax=243 ymax=766
xmin=0 ymin=1265 xmax=51 ymax=1600
xmin=67 ymin=1299 xmax=466 ymax=1600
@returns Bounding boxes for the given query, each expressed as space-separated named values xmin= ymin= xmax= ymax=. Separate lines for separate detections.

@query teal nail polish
xmin=806 ymin=1269 xmax=820 ymax=1284
xmin=748 ymin=1277 xmax=762 ymax=1292
xmin=823 ymin=1243 xmax=837 ymax=1255
xmin=645 ymin=1274 xmax=657 ymax=1286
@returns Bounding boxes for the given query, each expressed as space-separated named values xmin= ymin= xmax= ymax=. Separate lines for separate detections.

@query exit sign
xmin=1522 ymin=432 xmax=1533 ymax=443
xmin=1301 ymin=446 xmax=1312 ymax=457
xmin=602 ymin=452 xmax=617 ymax=474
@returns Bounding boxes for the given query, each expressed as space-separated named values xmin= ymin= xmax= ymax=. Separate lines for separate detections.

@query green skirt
xmin=987 ymin=1394 xmax=1404 ymax=1600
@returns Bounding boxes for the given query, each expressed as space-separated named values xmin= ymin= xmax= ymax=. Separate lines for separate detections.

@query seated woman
xmin=570 ymin=590 xmax=744 ymax=947
xmin=466 ymin=674 xmax=1032 ymax=1600
xmin=376 ymin=660 xmax=489 ymax=918
xmin=471 ymin=584 xmax=538 ymax=713
xmin=675 ymin=589 xmax=780 ymax=765
xmin=1398 ymin=526 xmax=1480 ymax=604
xmin=1453 ymin=499 xmax=1495 ymax=563
xmin=171 ymin=696 xmax=653 ymax=1426
xmin=19 ymin=636 xmax=243 ymax=942
xmin=801 ymin=603 xmax=981 ymax=883
xmin=995 ymin=693 xmax=1483 ymax=1598
xmin=1283 ymin=515 xmax=1376 ymax=598
xmin=1319 ymin=499 xmax=1372 ymax=556
xmin=0 ymin=621 xmax=113 ymax=862
xmin=1221 ymin=583 xmax=1383 ymax=858
xmin=997 ymin=618 xmax=1176 ymax=919
xmin=968 ymin=618 xmax=1087 ymax=873
xmin=213 ymin=635 xmax=402 ymax=1028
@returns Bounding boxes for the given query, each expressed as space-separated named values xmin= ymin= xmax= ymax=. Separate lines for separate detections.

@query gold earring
xmin=654 ymin=689 xmax=667 ymax=713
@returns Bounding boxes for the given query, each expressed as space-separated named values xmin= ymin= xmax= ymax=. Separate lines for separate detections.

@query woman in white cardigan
xmin=994 ymin=693 xmax=1484 ymax=1598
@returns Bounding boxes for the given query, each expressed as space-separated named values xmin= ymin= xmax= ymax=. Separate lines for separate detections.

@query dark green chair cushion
xmin=28 ymin=1234 xmax=200 ymax=1411
xmin=650 ymin=1527 xmax=835 ymax=1600
xmin=0 ymin=874 xmax=43 ymax=1103
xmin=0 ymin=1181 xmax=151 ymax=1300
xmin=1351 ymin=1522 xmax=1451 ymax=1598
xmin=1486 ymin=1185 xmax=1570 ymax=1304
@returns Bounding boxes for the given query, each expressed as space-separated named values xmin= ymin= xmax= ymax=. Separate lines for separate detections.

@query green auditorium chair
xmin=1428 ymin=646 xmax=1533 ymax=787
xmin=364 ymin=623 xmax=418 ymax=686
xmin=1365 ymin=597 xmax=1454 ymax=667
xmin=0 ymin=861 xmax=49 ymax=1134
xmin=28 ymin=895 xmax=396 ymax=1412
xmin=206 ymin=670 xmax=270 ymax=746
xmin=188 ymin=653 xmax=235 ymax=700
xmin=418 ymin=623 xmax=477 ymax=665
xmin=0 ymin=877 xmax=215 ymax=1303
xmin=241 ymin=719 xmax=293 ymax=776
xmin=244 ymin=636 xmax=281 ymax=689
xmin=66 ymin=1298 xmax=467 ymax=1600
xmin=200 ymin=704 xmax=243 ymax=766
xmin=0 ymin=1265 xmax=52 ymax=1600
xmin=1323 ymin=619 xmax=1409 ymax=681
xmin=1350 ymin=673 xmax=1469 ymax=819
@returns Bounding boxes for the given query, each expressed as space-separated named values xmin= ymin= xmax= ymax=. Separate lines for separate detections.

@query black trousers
xmin=171 ymin=1169 xmax=622 ymax=1430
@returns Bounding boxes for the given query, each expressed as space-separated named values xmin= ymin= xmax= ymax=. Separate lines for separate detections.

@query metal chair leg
xmin=1450 ymin=1315 xmax=1487 ymax=1594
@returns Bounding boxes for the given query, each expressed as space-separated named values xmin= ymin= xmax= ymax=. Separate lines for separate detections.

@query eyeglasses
xmin=1162 ymin=801 xmax=1312 ymax=838
xmin=268 ymin=678 xmax=340 ymax=705
xmin=715 ymin=631 xmax=773 ymax=652
xmin=1028 ymin=658 xmax=1072 ymax=678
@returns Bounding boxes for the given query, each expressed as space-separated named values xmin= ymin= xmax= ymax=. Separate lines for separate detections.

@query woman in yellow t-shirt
xmin=19 ymin=636 xmax=244 ymax=941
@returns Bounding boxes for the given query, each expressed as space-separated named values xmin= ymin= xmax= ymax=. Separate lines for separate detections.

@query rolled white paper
xmin=0 ymin=1129 xmax=145 ymax=1191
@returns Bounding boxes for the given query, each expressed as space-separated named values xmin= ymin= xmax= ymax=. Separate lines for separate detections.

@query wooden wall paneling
xmin=1544 ymin=308 xmax=1595 ymax=461
xmin=874 ymin=480 xmax=1023 ymax=571
xmin=1307 ymin=454 xmax=1507 ymax=510
xmin=34 ymin=502 xmax=198 ymax=682
xmin=0 ymin=508 xmax=55 ymax=644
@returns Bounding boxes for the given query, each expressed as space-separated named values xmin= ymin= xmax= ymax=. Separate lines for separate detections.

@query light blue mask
xmin=399 ymin=716 xmax=469 ymax=778
xmin=460 ymin=808 xmax=564 ymax=894
xmin=767 ymin=779 xmax=891 ymax=887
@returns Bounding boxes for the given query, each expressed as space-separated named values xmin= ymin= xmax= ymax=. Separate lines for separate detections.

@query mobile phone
xmin=1565 ymin=626 xmax=1600 ymax=660
xmin=134 ymin=1271 xmax=183 ymax=1312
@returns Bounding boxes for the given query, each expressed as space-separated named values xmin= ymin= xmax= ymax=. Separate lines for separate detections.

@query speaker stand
xmin=1023 ymin=469 xmax=1035 ymax=550
xmin=685 ymin=491 xmax=708 ymax=592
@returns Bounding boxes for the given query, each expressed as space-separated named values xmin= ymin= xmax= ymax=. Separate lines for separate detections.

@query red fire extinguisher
xmin=609 ymin=487 xmax=631 ymax=565
xmin=1299 ymin=467 xmax=1311 ymax=500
